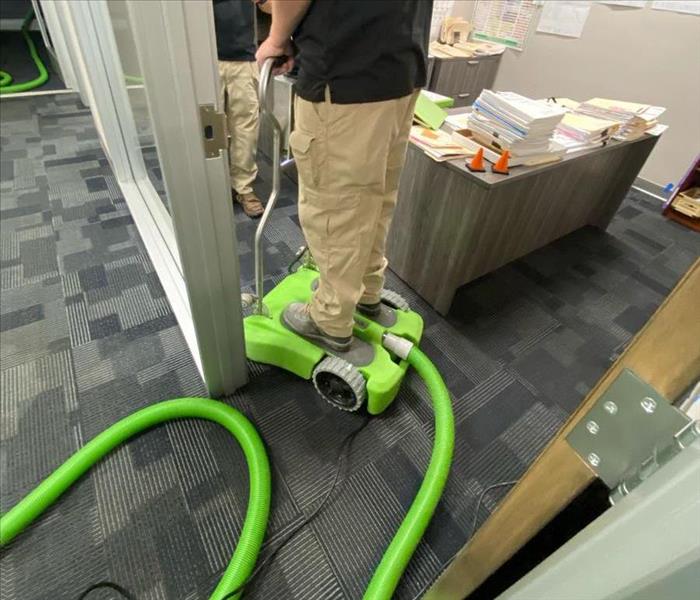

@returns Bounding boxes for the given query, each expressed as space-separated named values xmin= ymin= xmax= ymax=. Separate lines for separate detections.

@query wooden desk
xmin=387 ymin=132 xmax=659 ymax=315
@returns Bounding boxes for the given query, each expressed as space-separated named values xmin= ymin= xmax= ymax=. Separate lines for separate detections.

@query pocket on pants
xmin=301 ymin=189 xmax=364 ymax=250
xmin=289 ymin=129 xmax=320 ymax=188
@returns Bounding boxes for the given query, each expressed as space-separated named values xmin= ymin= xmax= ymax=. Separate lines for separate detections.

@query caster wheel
xmin=380 ymin=289 xmax=410 ymax=312
xmin=312 ymin=356 xmax=366 ymax=412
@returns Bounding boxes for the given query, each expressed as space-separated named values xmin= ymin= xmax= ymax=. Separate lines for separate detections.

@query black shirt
xmin=293 ymin=0 xmax=432 ymax=104
xmin=213 ymin=0 xmax=255 ymax=62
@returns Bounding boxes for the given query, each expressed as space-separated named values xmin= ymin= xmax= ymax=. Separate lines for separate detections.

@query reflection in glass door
xmin=106 ymin=0 xmax=169 ymax=212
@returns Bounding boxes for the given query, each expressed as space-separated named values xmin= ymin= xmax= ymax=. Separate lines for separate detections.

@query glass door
xmin=60 ymin=0 xmax=247 ymax=395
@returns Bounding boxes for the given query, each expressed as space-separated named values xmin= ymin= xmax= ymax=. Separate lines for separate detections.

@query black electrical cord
xmin=467 ymin=480 xmax=519 ymax=542
xmin=218 ymin=415 xmax=370 ymax=600
xmin=73 ymin=414 xmax=367 ymax=600
xmin=77 ymin=581 xmax=136 ymax=600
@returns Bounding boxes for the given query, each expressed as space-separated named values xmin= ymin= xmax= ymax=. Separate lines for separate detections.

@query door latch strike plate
xmin=199 ymin=104 xmax=228 ymax=158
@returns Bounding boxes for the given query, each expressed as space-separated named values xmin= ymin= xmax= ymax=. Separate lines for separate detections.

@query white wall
xmin=449 ymin=0 xmax=700 ymax=187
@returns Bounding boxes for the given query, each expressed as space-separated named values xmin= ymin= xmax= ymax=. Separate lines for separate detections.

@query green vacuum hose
xmin=0 ymin=9 xmax=49 ymax=95
xmin=363 ymin=345 xmax=455 ymax=600
xmin=0 ymin=398 xmax=271 ymax=600
xmin=0 ymin=347 xmax=454 ymax=599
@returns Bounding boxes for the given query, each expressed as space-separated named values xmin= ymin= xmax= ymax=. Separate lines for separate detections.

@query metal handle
xmin=252 ymin=58 xmax=293 ymax=315
xmin=468 ymin=60 xmax=479 ymax=65
xmin=458 ymin=93 xmax=471 ymax=98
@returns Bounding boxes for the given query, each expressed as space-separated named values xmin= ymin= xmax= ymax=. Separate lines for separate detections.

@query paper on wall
xmin=472 ymin=0 xmax=538 ymax=51
xmin=537 ymin=1 xmax=593 ymax=38
xmin=650 ymin=1 xmax=700 ymax=15
xmin=596 ymin=0 xmax=647 ymax=7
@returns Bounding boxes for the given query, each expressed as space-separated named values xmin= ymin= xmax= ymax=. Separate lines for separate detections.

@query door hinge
xmin=609 ymin=419 xmax=699 ymax=504
xmin=566 ymin=369 xmax=695 ymax=499
xmin=199 ymin=104 xmax=228 ymax=158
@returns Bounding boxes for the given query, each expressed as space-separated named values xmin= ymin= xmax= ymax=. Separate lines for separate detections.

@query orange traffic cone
xmin=466 ymin=147 xmax=486 ymax=172
xmin=491 ymin=150 xmax=510 ymax=175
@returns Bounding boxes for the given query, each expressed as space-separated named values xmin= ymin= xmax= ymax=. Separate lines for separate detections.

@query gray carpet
xmin=1 ymin=93 xmax=698 ymax=600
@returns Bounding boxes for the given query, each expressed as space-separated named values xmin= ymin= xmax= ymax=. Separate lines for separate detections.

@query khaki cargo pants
xmin=290 ymin=89 xmax=419 ymax=338
xmin=218 ymin=60 xmax=259 ymax=195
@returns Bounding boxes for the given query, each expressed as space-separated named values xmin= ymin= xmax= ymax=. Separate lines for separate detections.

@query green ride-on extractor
xmin=242 ymin=59 xmax=424 ymax=414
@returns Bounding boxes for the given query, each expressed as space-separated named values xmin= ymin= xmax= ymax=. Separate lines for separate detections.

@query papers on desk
xmin=429 ymin=40 xmax=506 ymax=58
xmin=444 ymin=111 xmax=472 ymax=132
xmin=410 ymin=126 xmax=474 ymax=162
xmin=544 ymin=97 xmax=581 ymax=112
xmin=553 ymin=112 xmax=621 ymax=154
xmin=466 ymin=90 xmax=566 ymax=164
xmin=576 ymin=98 xmax=666 ymax=140
xmin=452 ymin=129 xmax=564 ymax=167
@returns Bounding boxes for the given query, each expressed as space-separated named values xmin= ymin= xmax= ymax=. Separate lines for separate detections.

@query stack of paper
xmin=410 ymin=126 xmax=473 ymax=162
xmin=467 ymin=90 xmax=567 ymax=163
xmin=429 ymin=40 xmax=506 ymax=58
xmin=576 ymin=98 xmax=666 ymax=141
xmin=553 ymin=112 xmax=621 ymax=154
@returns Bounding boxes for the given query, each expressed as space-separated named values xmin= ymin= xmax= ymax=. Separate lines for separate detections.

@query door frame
xmin=64 ymin=0 xmax=247 ymax=395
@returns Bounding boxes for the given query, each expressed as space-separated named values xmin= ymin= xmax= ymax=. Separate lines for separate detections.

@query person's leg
xmin=225 ymin=61 xmax=263 ymax=216
xmin=289 ymin=90 xmax=412 ymax=340
xmin=360 ymin=90 xmax=420 ymax=308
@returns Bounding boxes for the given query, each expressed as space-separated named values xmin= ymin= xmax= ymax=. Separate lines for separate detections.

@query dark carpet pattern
xmin=1 ymin=94 xmax=698 ymax=600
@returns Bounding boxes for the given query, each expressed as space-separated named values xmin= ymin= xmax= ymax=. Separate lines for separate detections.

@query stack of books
xmin=575 ymin=98 xmax=666 ymax=141
xmin=552 ymin=112 xmax=621 ymax=154
xmin=464 ymin=90 xmax=567 ymax=166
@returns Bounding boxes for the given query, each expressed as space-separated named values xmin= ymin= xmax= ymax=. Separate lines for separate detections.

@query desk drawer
xmin=428 ymin=55 xmax=500 ymax=106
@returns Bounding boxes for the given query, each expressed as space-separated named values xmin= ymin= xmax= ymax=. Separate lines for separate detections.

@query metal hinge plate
xmin=199 ymin=104 xmax=228 ymax=158
xmin=567 ymin=369 xmax=691 ymax=488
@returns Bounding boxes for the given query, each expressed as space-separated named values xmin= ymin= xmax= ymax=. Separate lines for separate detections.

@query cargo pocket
xmin=289 ymin=129 xmax=319 ymax=188
xmin=301 ymin=189 xmax=364 ymax=250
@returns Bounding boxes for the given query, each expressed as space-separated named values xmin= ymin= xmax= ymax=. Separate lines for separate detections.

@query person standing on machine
xmin=256 ymin=0 xmax=432 ymax=352
xmin=213 ymin=0 xmax=266 ymax=218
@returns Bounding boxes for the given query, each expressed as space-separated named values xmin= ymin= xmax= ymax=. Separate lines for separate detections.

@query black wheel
xmin=312 ymin=357 xmax=366 ymax=412
xmin=380 ymin=289 xmax=410 ymax=312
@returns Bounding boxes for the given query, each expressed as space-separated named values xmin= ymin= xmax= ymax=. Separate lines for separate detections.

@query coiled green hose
xmin=364 ymin=346 xmax=455 ymax=600
xmin=0 ymin=398 xmax=271 ymax=600
xmin=0 ymin=348 xmax=454 ymax=600
xmin=0 ymin=9 xmax=49 ymax=95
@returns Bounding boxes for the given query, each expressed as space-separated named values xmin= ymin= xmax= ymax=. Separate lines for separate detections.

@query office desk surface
xmin=440 ymin=108 xmax=658 ymax=189
xmin=388 ymin=129 xmax=659 ymax=315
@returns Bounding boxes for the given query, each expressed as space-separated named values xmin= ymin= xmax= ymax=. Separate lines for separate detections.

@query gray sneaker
xmin=357 ymin=301 xmax=397 ymax=328
xmin=282 ymin=302 xmax=352 ymax=353
xmin=357 ymin=301 xmax=382 ymax=317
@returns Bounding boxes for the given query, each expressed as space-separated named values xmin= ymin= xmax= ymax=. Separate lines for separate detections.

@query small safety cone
xmin=491 ymin=150 xmax=510 ymax=175
xmin=466 ymin=147 xmax=486 ymax=172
